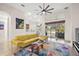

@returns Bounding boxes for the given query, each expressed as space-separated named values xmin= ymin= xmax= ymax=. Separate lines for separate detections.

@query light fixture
xmin=36 ymin=3 xmax=54 ymax=15
xmin=42 ymin=12 xmax=45 ymax=14
xmin=28 ymin=12 xmax=32 ymax=16
xmin=64 ymin=7 xmax=69 ymax=10
xmin=20 ymin=4 xmax=25 ymax=7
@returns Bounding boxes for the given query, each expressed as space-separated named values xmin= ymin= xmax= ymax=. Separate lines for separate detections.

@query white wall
xmin=69 ymin=4 xmax=79 ymax=41
xmin=24 ymin=12 xmax=45 ymax=35
xmin=1 ymin=3 xmax=79 ymax=46
xmin=0 ymin=4 xmax=26 ymax=40
xmin=64 ymin=4 xmax=79 ymax=46
xmin=64 ymin=7 xmax=73 ymax=46
xmin=45 ymin=4 xmax=79 ymax=46
xmin=45 ymin=6 xmax=73 ymax=46
xmin=0 ymin=4 xmax=45 ymax=55
xmin=0 ymin=11 xmax=10 ymax=55
xmin=65 ymin=4 xmax=79 ymax=46
xmin=0 ymin=16 xmax=6 ymax=55
xmin=0 ymin=4 xmax=45 ymax=41
xmin=45 ymin=10 xmax=66 ymax=22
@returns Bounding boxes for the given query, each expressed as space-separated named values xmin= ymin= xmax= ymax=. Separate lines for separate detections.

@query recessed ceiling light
xmin=21 ymin=4 xmax=25 ymax=7
xmin=64 ymin=7 xmax=69 ymax=10
xmin=28 ymin=12 xmax=32 ymax=16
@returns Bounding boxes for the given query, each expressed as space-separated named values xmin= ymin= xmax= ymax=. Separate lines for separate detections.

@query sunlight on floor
xmin=48 ymin=38 xmax=65 ymax=43
xmin=48 ymin=38 xmax=72 ymax=46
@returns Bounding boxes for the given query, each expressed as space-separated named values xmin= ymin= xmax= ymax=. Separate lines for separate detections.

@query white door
xmin=0 ymin=13 xmax=9 ymax=55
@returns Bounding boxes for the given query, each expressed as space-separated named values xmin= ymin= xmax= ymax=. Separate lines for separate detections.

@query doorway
xmin=45 ymin=20 xmax=65 ymax=40
xmin=0 ymin=11 xmax=11 ymax=55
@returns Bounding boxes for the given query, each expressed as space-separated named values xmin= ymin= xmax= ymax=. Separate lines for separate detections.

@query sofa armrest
xmin=11 ymin=39 xmax=23 ymax=46
xmin=38 ymin=36 xmax=48 ymax=40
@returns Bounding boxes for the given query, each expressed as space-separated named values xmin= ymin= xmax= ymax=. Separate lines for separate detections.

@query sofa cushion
xmin=24 ymin=37 xmax=39 ymax=44
xmin=16 ymin=34 xmax=38 ymax=41
xmin=11 ymin=34 xmax=48 ymax=47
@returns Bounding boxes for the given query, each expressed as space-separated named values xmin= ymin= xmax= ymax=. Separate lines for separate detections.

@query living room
xmin=0 ymin=3 xmax=79 ymax=56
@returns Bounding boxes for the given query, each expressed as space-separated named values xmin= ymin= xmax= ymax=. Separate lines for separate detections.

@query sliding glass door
xmin=45 ymin=20 xmax=65 ymax=40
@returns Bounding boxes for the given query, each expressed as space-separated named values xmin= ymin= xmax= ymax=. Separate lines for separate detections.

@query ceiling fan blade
xmin=45 ymin=5 xmax=50 ymax=10
xmin=47 ymin=11 xmax=52 ymax=14
xmin=39 ymin=5 xmax=42 ymax=9
xmin=43 ymin=3 xmax=45 ymax=9
xmin=47 ymin=8 xmax=54 ymax=11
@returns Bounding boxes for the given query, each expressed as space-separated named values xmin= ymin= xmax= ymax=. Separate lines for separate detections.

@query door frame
xmin=0 ymin=11 xmax=11 ymax=55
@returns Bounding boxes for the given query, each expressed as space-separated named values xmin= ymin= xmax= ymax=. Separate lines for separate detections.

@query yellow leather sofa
xmin=12 ymin=34 xmax=48 ymax=47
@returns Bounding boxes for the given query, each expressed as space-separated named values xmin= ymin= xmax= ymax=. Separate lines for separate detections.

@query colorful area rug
xmin=14 ymin=42 xmax=70 ymax=56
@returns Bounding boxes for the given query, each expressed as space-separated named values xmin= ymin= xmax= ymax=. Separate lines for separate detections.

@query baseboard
xmin=65 ymin=40 xmax=71 ymax=43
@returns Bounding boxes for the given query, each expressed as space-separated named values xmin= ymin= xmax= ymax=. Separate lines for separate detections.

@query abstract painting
xmin=16 ymin=18 xmax=24 ymax=29
xmin=26 ymin=24 xmax=29 ymax=31
xmin=0 ymin=21 xmax=4 ymax=30
xmin=26 ymin=24 xmax=29 ymax=29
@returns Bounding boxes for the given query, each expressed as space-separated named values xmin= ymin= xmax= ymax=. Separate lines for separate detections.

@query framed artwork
xmin=26 ymin=24 xmax=29 ymax=31
xmin=0 ymin=21 xmax=4 ymax=30
xmin=16 ymin=18 xmax=24 ymax=29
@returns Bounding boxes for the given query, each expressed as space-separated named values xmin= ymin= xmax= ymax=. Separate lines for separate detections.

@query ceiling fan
xmin=37 ymin=3 xmax=54 ymax=15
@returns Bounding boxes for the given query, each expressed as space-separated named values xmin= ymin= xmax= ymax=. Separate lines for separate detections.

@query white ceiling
xmin=5 ymin=3 xmax=71 ymax=22
xmin=7 ymin=3 xmax=71 ymax=14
